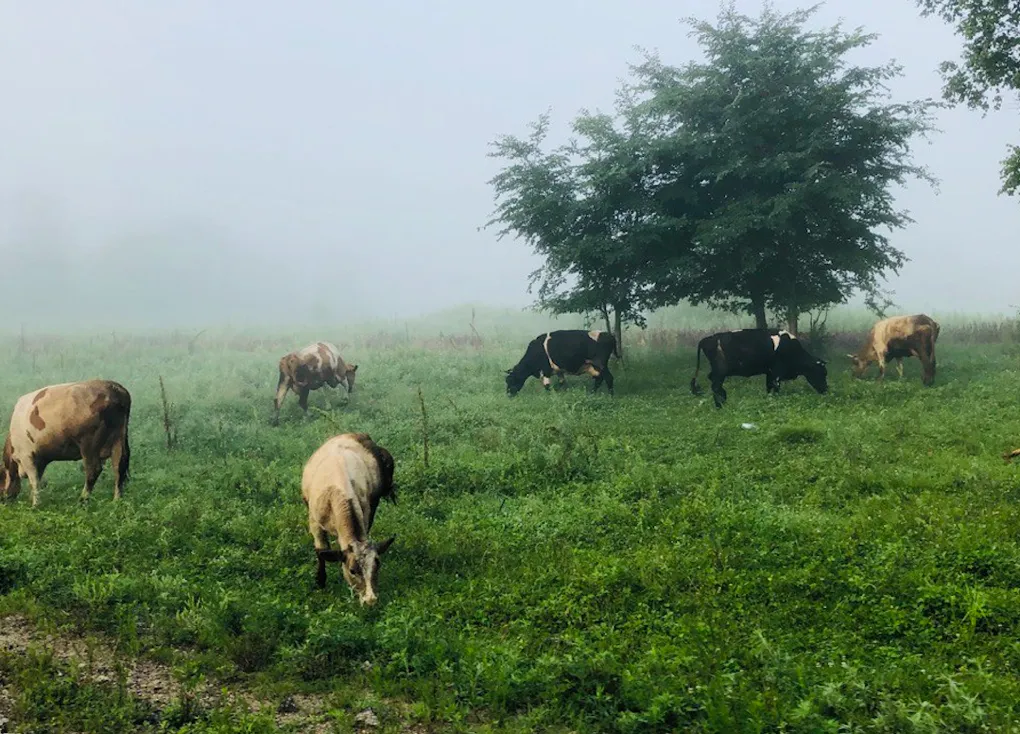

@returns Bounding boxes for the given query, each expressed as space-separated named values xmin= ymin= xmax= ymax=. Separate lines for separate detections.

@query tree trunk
xmin=752 ymin=298 xmax=768 ymax=329
xmin=613 ymin=307 xmax=623 ymax=360
xmin=601 ymin=305 xmax=612 ymax=336
xmin=786 ymin=310 xmax=799 ymax=335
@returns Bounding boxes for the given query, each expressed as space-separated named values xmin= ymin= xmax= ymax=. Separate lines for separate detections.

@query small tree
xmin=918 ymin=0 xmax=1020 ymax=195
xmin=485 ymin=92 xmax=685 ymax=356
xmin=632 ymin=3 xmax=941 ymax=330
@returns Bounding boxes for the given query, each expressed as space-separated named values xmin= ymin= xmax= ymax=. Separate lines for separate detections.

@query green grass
xmin=3 ymin=310 xmax=1020 ymax=732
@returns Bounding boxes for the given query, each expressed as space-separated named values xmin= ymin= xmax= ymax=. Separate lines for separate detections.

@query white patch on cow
xmin=540 ymin=371 xmax=551 ymax=387
xmin=778 ymin=329 xmax=796 ymax=339
xmin=770 ymin=334 xmax=781 ymax=351
xmin=582 ymin=362 xmax=600 ymax=378
xmin=588 ymin=330 xmax=601 ymax=342
xmin=542 ymin=333 xmax=562 ymax=373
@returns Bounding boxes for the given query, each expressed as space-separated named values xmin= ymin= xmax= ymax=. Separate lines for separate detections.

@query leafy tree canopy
xmin=632 ymin=3 xmax=941 ymax=329
xmin=486 ymin=2 xmax=940 ymax=337
xmin=918 ymin=0 xmax=1020 ymax=194
xmin=484 ymin=89 xmax=688 ymax=351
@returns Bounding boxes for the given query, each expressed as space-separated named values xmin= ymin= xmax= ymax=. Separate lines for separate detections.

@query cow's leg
xmin=23 ymin=459 xmax=43 ymax=508
xmin=310 ymin=522 xmax=332 ymax=589
xmin=540 ymin=371 xmax=552 ymax=391
xmin=896 ymin=358 xmax=904 ymax=379
xmin=110 ymin=422 xmax=130 ymax=500
xmin=876 ymin=355 xmax=887 ymax=381
xmin=80 ymin=452 xmax=104 ymax=503
xmin=555 ymin=373 xmax=567 ymax=390
xmin=920 ymin=352 xmax=935 ymax=386
xmin=599 ymin=364 xmax=614 ymax=395
xmin=272 ymin=373 xmax=290 ymax=425
xmin=298 ymin=387 xmax=311 ymax=417
xmin=710 ymin=374 xmax=727 ymax=408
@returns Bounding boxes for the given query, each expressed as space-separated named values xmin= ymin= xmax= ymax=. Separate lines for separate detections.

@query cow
xmin=690 ymin=329 xmax=828 ymax=408
xmin=273 ymin=342 xmax=358 ymax=424
xmin=0 ymin=380 xmax=131 ymax=507
xmin=301 ymin=432 xmax=397 ymax=606
xmin=505 ymin=330 xmax=617 ymax=397
xmin=847 ymin=314 xmax=940 ymax=386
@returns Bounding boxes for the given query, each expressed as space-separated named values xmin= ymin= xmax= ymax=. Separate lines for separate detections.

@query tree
xmin=917 ymin=0 xmax=1020 ymax=194
xmin=632 ymin=3 xmax=941 ymax=331
xmin=484 ymin=90 xmax=687 ymax=357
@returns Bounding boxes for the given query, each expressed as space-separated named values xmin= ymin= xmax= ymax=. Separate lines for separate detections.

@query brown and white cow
xmin=847 ymin=314 xmax=940 ymax=386
xmin=273 ymin=342 xmax=358 ymax=424
xmin=0 ymin=380 xmax=131 ymax=507
xmin=302 ymin=432 xmax=396 ymax=605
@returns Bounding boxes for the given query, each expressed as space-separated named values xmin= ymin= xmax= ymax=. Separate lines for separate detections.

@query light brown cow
xmin=847 ymin=314 xmax=941 ymax=386
xmin=0 ymin=380 xmax=131 ymax=507
xmin=273 ymin=342 xmax=358 ymax=424
xmin=302 ymin=432 xmax=396 ymax=605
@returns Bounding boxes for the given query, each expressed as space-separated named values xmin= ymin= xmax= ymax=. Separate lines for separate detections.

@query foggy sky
xmin=2 ymin=0 xmax=1018 ymax=328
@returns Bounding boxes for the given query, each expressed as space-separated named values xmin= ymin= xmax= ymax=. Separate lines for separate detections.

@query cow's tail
xmin=690 ymin=342 xmax=704 ymax=395
xmin=117 ymin=416 xmax=131 ymax=486
xmin=108 ymin=384 xmax=131 ymax=487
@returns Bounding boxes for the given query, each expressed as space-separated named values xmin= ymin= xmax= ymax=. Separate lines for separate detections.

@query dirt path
xmin=0 ymin=614 xmax=412 ymax=733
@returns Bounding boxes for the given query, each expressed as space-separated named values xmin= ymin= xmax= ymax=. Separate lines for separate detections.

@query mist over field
xmin=9 ymin=3 xmax=1020 ymax=731
xmin=2 ymin=0 xmax=1020 ymax=332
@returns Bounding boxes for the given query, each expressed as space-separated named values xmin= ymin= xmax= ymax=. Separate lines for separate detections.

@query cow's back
xmin=9 ymin=380 xmax=130 ymax=459
xmin=303 ymin=435 xmax=381 ymax=505
xmin=872 ymin=315 xmax=929 ymax=344
xmin=302 ymin=434 xmax=383 ymax=539
xmin=286 ymin=342 xmax=341 ymax=387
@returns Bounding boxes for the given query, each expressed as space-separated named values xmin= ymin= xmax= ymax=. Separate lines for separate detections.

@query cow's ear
xmin=817 ymin=359 xmax=827 ymax=365
xmin=505 ymin=369 xmax=512 ymax=375
xmin=350 ymin=364 xmax=358 ymax=372
xmin=377 ymin=535 xmax=396 ymax=554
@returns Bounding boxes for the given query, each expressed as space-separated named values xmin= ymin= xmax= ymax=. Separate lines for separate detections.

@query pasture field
xmin=2 ymin=307 xmax=1020 ymax=733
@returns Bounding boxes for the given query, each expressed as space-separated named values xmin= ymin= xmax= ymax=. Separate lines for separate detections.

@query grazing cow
xmin=273 ymin=342 xmax=358 ymax=424
xmin=847 ymin=314 xmax=940 ymax=386
xmin=505 ymin=330 xmax=617 ymax=397
xmin=302 ymin=432 xmax=397 ymax=605
xmin=690 ymin=329 xmax=828 ymax=408
xmin=0 ymin=380 xmax=131 ymax=507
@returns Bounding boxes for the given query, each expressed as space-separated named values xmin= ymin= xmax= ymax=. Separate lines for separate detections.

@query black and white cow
xmin=689 ymin=329 xmax=828 ymax=408
xmin=505 ymin=330 xmax=617 ymax=397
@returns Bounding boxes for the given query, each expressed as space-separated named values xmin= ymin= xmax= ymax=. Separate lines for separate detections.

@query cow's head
xmin=0 ymin=435 xmax=20 ymax=501
xmin=845 ymin=353 xmax=871 ymax=378
xmin=802 ymin=357 xmax=829 ymax=394
xmin=336 ymin=536 xmax=396 ymax=606
xmin=505 ymin=366 xmax=527 ymax=397
xmin=342 ymin=363 xmax=359 ymax=393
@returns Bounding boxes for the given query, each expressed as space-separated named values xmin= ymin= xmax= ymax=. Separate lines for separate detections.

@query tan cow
xmin=847 ymin=314 xmax=941 ymax=386
xmin=0 ymin=380 xmax=131 ymax=507
xmin=273 ymin=342 xmax=358 ymax=424
xmin=302 ymin=432 xmax=396 ymax=605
